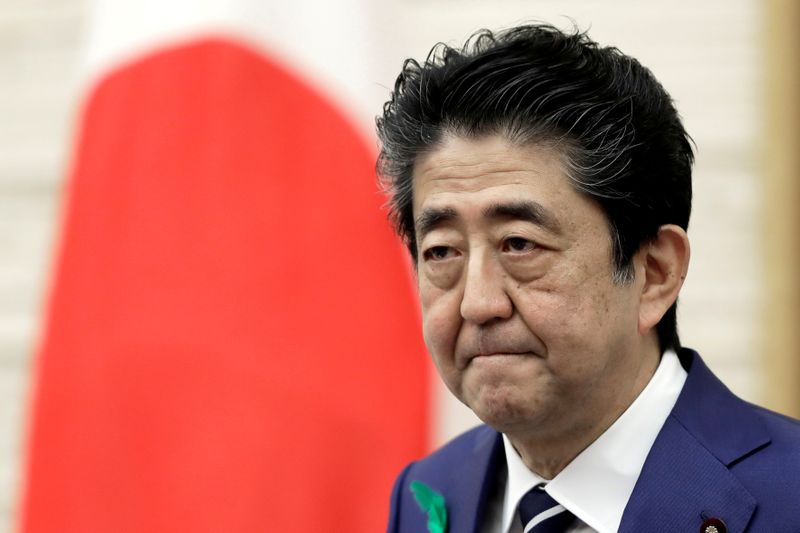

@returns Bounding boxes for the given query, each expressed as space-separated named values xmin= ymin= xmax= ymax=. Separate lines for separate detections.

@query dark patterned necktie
xmin=518 ymin=485 xmax=576 ymax=533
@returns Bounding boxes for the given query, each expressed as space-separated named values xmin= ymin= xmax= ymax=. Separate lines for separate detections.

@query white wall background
xmin=0 ymin=1 xmax=762 ymax=531
xmin=1 ymin=3 xmax=87 ymax=532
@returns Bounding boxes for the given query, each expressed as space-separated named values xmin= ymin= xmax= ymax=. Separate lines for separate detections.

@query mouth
xmin=475 ymin=351 xmax=531 ymax=357
xmin=454 ymin=330 xmax=546 ymax=369
xmin=461 ymin=351 xmax=536 ymax=369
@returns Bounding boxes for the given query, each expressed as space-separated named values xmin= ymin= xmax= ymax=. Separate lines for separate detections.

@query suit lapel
xmin=398 ymin=426 xmax=502 ymax=533
xmin=619 ymin=416 xmax=757 ymax=532
xmin=445 ymin=427 xmax=504 ymax=533
xmin=619 ymin=350 xmax=769 ymax=532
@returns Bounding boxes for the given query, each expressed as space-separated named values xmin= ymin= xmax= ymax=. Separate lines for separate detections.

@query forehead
xmin=411 ymin=134 xmax=599 ymax=231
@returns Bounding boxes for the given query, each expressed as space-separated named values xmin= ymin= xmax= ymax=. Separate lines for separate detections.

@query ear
xmin=637 ymin=224 xmax=690 ymax=334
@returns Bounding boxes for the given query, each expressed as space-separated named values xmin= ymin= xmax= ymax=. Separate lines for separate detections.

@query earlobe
xmin=638 ymin=225 xmax=690 ymax=334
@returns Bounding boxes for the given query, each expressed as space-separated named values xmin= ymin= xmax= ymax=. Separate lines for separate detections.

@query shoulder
xmin=750 ymin=400 xmax=800 ymax=435
xmin=731 ymin=403 xmax=800 ymax=529
xmin=673 ymin=349 xmax=800 ymax=527
xmin=734 ymin=400 xmax=800 ymax=476
xmin=390 ymin=424 xmax=499 ymax=495
xmin=678 ymin=348 xmax=800 ymax=457
xmin=406 ymin=425 xmax=499 ymax=476
xmin=676 ymin=349 xmax=800 ymax=470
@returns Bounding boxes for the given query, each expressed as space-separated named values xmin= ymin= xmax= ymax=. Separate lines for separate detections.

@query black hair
xmin=376 ymin=24 xmax=693 ymax=351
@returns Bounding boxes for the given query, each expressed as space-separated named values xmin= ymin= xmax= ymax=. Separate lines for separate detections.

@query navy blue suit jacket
xmin=387 ymin=350 xmax=800 ymax=532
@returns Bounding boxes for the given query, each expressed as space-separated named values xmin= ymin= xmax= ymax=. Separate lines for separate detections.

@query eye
xmin=423 ymin=245 xmax=459 ymax=261
xmin=502 ymin=237 xmax=537 ymax=253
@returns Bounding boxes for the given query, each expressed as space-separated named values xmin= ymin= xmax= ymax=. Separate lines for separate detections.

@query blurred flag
xmin=19 ymin=2 xmax=429 ymax=532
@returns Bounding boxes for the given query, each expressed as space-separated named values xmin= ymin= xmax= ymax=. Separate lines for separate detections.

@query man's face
xmin=412 ymin=134 xmax=652 ymax=440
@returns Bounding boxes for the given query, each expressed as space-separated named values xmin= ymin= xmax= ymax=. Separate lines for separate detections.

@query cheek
xmin=512 ymin=280 xmax=574 ymax=331
xmin=543 ymin=285 xmax=639 ymax=369
xmin=420 ymin=288 xmax=462 ymax=361
xmin=514 ymin=277 xmax=616 ymax=352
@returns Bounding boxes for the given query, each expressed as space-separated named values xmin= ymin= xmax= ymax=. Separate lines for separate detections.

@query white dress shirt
xmin=481 ymin=350 xmax=687 ymax=533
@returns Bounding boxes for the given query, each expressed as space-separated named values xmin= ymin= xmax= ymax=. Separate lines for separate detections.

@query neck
xmin=507 ymin=338 xmax=662 ymax=479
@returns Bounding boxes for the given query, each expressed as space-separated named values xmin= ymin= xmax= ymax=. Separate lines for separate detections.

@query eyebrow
xmin=415 ymin=207 xmax=458 ymax=239
xmin=415 ymin=200 xmax=562 ymax=240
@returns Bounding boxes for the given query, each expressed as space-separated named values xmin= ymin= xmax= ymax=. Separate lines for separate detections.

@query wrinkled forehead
xmin=409 ymin=133 xmax=607 ymax=240
xmin=411 ymin=131 xmax=580 ymax=191
xmin=411 ymin=134 xmax=575 ymax=208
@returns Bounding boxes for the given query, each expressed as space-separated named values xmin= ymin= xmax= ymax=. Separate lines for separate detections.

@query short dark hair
xmin=376 ymin=24 xmax=694 ymax=351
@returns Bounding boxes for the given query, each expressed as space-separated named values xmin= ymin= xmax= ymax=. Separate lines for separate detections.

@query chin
xmin=465 ymin=384 xmax=545 ymax=434
xmin=456 ymin=360 xmax=551 ymax=430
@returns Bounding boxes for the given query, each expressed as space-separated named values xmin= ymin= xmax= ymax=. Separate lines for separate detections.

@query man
xmin=377 ymin=25 xmax=800 ymax=533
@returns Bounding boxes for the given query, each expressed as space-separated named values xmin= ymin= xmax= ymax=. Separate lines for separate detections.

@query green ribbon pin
xmin=410 ymin=481 xmax=448 ymax=533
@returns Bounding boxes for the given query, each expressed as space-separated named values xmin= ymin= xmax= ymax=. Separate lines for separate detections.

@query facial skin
xmin=412 ymin=134 xmax=683 ymax=477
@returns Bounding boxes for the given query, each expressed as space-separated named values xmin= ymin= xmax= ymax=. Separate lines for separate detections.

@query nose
xmin=460 ymin=249 xmax=513 ymax=325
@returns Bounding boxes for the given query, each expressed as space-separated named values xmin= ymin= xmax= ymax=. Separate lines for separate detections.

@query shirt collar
xmin=501 ymin=349 xmax=687 ymax=533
